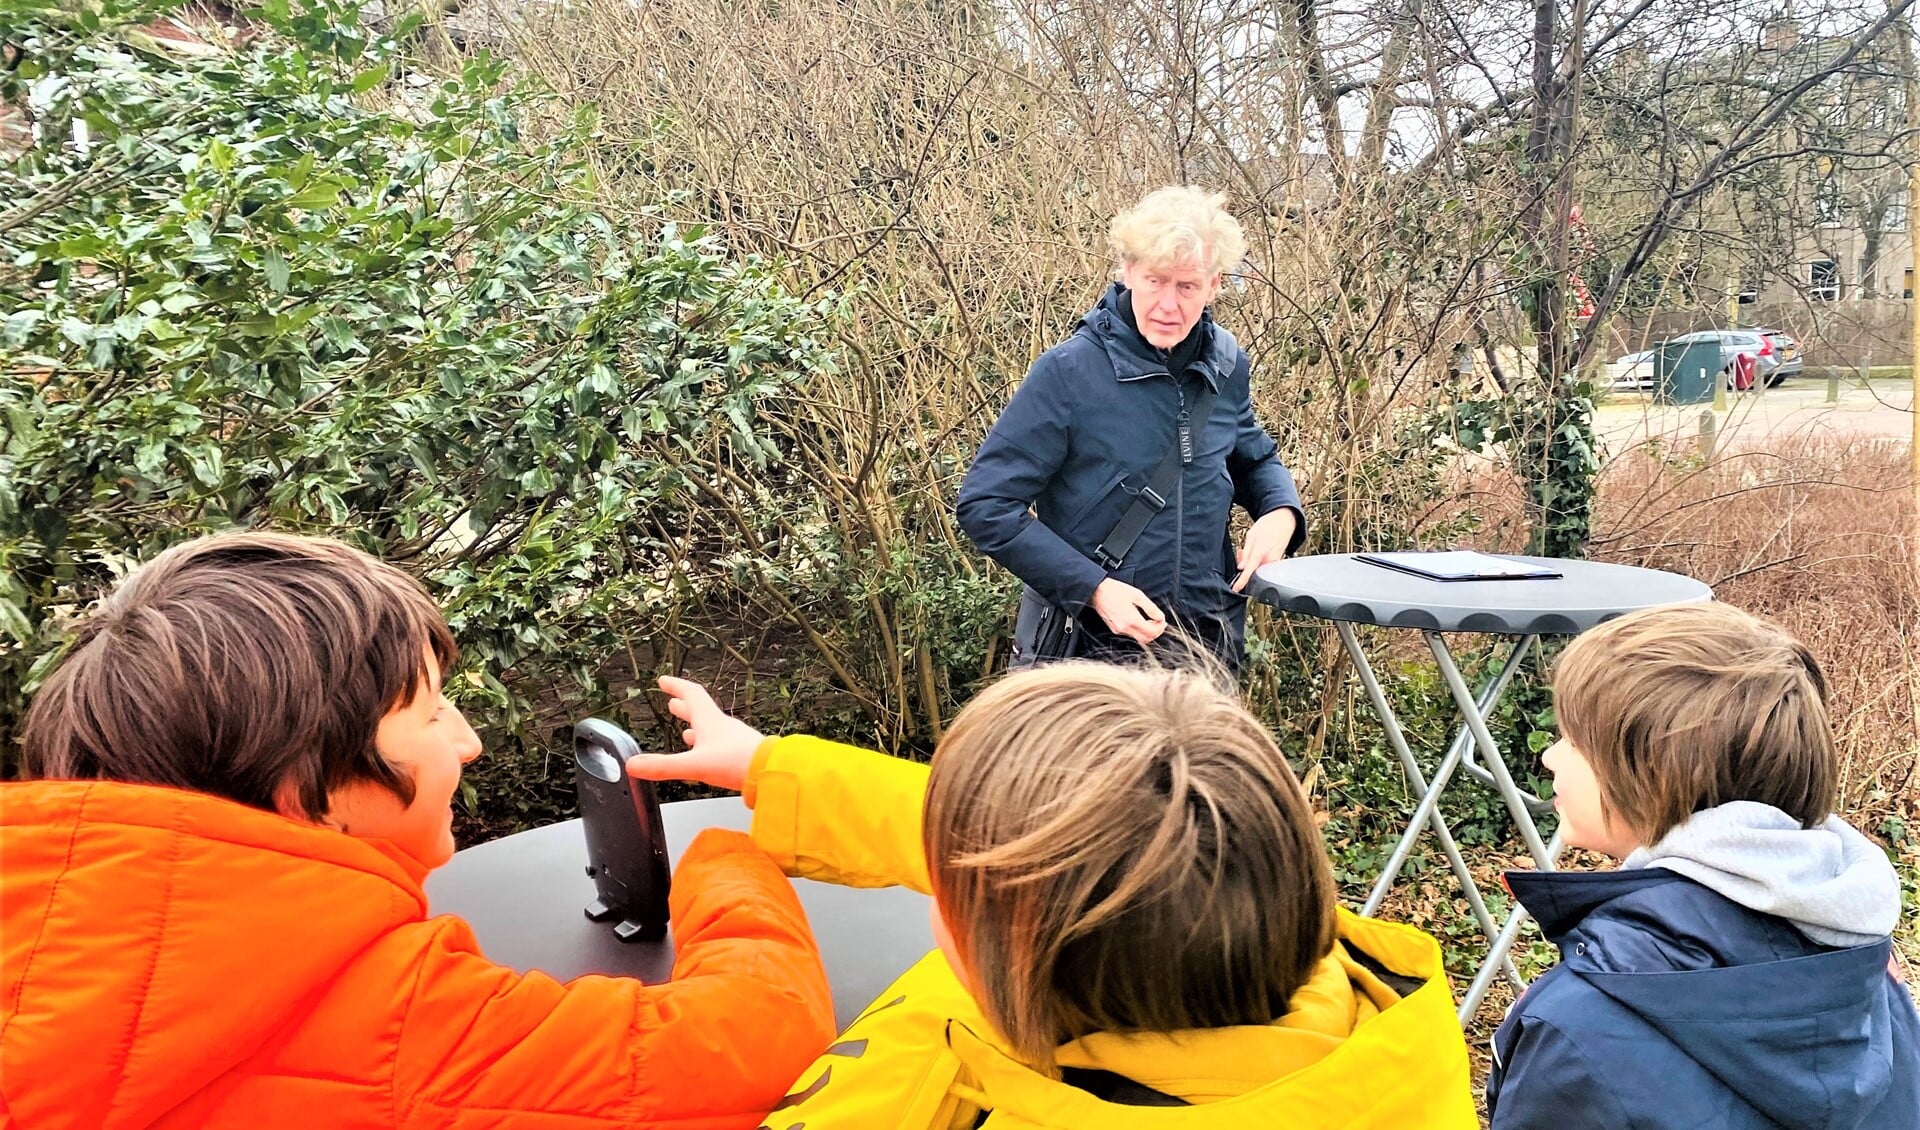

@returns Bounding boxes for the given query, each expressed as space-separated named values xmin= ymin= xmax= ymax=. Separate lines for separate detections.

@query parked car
xmin=1607 ymin=329 xmax=1791 ymax=391
xmin=1609 ymin=349 xmax=1657 ymax=389
xmin=1749 ymin=326 xmax=1804 ymax=383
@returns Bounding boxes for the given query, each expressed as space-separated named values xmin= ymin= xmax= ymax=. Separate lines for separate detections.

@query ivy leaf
xmin=0 ymin=598 xmax=33 ymax=646
xmin=263 ymin=247 xmax=290 ymax=293
xmin=286 ymin=179 xmax=343 ymax=211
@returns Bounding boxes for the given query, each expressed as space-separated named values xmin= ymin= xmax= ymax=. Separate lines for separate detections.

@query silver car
xmin=1749 ymin=327 xmax=1803 ymax=383
xmin=1608 ymin=330 xmax=1785 ymax=391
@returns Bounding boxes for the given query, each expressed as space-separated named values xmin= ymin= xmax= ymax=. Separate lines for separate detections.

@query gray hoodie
xmin=1623 ymin=800 xmax=1902 ymax=947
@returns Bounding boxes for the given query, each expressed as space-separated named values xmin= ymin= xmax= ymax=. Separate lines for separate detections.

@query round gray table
xmin=425 ymin=796 xmax=933 ymax=1028
xmin=1250 ymin=553 xmax=1711 ymax=635
xmin=1248 ymin=553 xmax=1711 ymax=1022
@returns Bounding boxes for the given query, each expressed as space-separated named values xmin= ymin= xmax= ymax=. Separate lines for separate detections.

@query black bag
xmin=1009 ymin=586 xmax=1082 ymax=669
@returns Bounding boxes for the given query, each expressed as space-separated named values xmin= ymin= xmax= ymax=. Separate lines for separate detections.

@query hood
xmin=1 ymin=780 xmax=430 ymax=1128
xmin=1508 ymin=866 xmax=1905 ymax=1130
xmin=1052 ymin=935 xmax=1391 ymax=1102
xmin=1581 ymin=939 xmax=1899 ymax=1129
xmin=1079 ymin=284 xmax=1236 ymax=391
xmin=1624 ymin=801 xmax=1901 ymax=947
xmin=947 ymin=909 xmax=1479 ymax=1127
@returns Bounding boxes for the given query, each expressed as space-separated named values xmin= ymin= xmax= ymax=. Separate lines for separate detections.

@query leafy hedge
xmin=0 ymin=0 xmax=837 ymax=828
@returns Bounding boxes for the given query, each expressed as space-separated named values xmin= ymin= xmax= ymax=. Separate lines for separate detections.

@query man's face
xmin=1120 ymin=258 xmax=1222 ymax=350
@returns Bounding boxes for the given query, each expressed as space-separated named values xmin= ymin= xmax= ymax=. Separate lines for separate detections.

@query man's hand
xmin=626 ymin=676 xmax=763 ymax=794
xmin=1090 ymin=578 xmax=1167 ymax=646
xmin=1232 ymin=508 xmax=1299 ymax=592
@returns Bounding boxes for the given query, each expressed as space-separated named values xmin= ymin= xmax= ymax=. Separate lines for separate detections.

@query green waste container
xmin=1655 ymin=340 xmax=1721 ymax=405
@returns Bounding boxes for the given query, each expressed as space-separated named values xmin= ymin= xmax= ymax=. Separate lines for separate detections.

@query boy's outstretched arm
xmin=392 ymin=828 xmax=834 ymax=1128
xmin=632 ymin=677 xmax=933 ymax=893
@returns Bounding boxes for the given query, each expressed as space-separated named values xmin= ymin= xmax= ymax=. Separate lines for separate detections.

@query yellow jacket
xmin=744 ymin=736 xmax=1481 ymax=1129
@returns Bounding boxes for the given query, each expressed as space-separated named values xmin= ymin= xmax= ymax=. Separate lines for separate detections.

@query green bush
xmin=0 ymin=0 xmax=836 ymax=833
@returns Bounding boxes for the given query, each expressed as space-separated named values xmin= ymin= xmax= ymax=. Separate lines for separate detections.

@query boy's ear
xmin=273 ymin=777 xmax=334 ymax=827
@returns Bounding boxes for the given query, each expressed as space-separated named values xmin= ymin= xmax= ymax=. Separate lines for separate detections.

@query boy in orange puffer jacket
xmin=0 ymin=531 xmax=834 ymax=1129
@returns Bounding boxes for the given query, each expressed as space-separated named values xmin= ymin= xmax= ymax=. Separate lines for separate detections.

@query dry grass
xmin=1593 ymin=435 xmax=1918 ymax=837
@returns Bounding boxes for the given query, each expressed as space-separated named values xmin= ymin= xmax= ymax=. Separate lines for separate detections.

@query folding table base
xmin=1332 ymin=623 xmax=1565 ymax=1025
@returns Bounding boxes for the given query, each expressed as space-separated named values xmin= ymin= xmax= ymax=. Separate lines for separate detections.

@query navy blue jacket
xmin=955 ymin=285 xmax=1304 ymax=658
xmin=1488 ymin=867 xmax=1920 ymax=1130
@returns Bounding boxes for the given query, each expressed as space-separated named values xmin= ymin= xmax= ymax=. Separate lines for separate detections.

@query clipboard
xmin=1356 ymin=551 xmax=1564 ymax=582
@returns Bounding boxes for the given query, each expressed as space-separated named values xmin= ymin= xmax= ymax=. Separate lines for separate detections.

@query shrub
xmin=0 ymin=0 xmax=836 ymax=833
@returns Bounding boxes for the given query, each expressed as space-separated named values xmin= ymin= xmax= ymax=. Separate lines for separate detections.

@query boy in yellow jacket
xmin=631 ymin=662 xmax=1479 ymax=1129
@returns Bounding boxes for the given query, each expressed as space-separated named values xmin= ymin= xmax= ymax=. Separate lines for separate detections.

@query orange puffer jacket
xmin=0 ymin=780 xmax=835 ymax=1129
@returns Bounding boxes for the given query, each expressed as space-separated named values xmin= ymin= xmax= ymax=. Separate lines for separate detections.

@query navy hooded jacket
xmin=955 ymin=284 xmax=1304 ymax=659
xmin=1487 ymin=867 xmax=1920 ymax=1130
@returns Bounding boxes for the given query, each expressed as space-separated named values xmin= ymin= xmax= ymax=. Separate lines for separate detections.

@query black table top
xmin=1248 ymin=553 xmax=1712 ymax=634
xmin=425 ymin=796 xmax=933 ymax=1028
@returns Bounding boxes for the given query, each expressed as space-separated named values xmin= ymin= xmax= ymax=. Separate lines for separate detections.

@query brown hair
xmin=21 ymin=531 xmax=456 ymax=821
xmin=1554 ymin=602 xmax=1836 ymax=845
xmin=923 ymin=661 xmax=1337 ymax=1067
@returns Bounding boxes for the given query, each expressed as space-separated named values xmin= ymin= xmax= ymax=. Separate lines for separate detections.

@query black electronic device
xmin=573 ymin=718 xmax=672 ymax=942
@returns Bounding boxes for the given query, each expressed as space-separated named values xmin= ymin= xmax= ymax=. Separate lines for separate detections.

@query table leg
xmin=1457 ymin=828 xmax=1566 ymax=1026
xmin=1451 ymin=759 xmax=1557 ymax=818
xmin=1354 ymin=632 xmax=1535 ymax=918
xmin=1426 ymin=633 xmax=1556 ymax=868
xmin=1335 ymin=623 xmax=1518 ymax=989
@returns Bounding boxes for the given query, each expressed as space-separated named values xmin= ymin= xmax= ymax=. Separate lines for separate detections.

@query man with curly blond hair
xmin=958 ymin=186 xmax=1305 ymax=671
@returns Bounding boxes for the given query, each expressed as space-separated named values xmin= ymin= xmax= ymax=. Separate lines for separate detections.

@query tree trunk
xmin=1520 ymin=0 xmax=1597 ymax=559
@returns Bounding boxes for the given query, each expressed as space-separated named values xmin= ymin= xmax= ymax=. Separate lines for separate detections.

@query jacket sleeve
xmin=744 ymin=735 xmax=933 ymax=894
xmin=955 ymin=354 xmax=1110 ymax=613
xmin=393 ymin=828 xmax=834 ymax=1129
xmin=1224 ymin=353 xmax=1306 ymax=554
xmin=1487 ymin=1014 xmax=1634 ymax=1130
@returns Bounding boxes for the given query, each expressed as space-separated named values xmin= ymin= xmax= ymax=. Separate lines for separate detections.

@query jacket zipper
xmin=1173 ymin=377 xmax=1186 ymax=605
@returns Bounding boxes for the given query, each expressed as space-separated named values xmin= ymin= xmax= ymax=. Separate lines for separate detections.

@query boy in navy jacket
xmin=1487 ymin=603 xmax=1917 ymax=1130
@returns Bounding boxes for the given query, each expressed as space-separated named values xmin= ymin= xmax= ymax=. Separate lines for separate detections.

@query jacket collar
xmin=940 ymin=908 xmax=1470 ymax=1118
xmin=1052 ymin=946 xmax=1371 ymax=1103
xmin=1502 ymin=867 xmax=1682 ymax=942
xmin=6 ymin=778 xmax=433 ymax=906
xmin=1079 ymin=283 xmax=1233 ymax=392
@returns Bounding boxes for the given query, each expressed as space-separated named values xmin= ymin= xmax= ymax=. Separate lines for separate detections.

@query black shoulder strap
xmin=1057 ymin=1066 xmax=1193 ymax=1107
xmin=1091 ymin=381 xmax=1220 ymax=571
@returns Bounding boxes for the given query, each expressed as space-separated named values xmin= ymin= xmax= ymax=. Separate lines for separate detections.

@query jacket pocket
xmin=1058 ymin=470 xmax=1128 ymax=540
